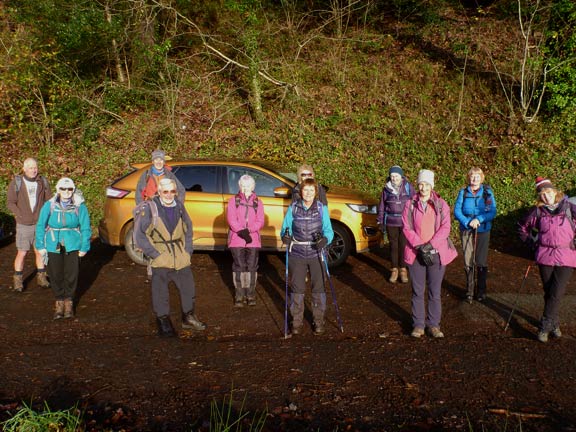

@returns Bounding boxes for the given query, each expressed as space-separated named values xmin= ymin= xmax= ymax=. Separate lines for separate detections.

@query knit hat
xmin=535 ymin=176 xmax=554 ymax=193
xmin=417 ymin=169 xmax=435 ymax=189
xmin=151 ymin=149 xmax=165 ymax=162
xmin=56 ymin=177 xmax=75 ymax=191
xmin=389 ymin=165 xmax=404 ymax=177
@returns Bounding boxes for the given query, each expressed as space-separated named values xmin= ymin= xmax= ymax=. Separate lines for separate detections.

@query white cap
xmin=417 ymin=169 xmax=435 ymax=189
xmin=56 ymin=177 xmax=75 ymax=191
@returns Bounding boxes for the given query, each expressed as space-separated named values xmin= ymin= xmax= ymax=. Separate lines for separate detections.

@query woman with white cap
xmin=518 ymin=176 xmax=576 ymax=343
xmin=377 ymin=165 xmax=415 ymax=283
xmin=35 ymin=177 xmax=91 ymax=320
xmin=402 ymin=169 xmax=457 ymax=338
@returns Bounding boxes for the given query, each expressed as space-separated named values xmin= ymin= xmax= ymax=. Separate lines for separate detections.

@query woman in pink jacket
xmin=227 ymin=174 xmax=265 ymax=307
xmin=518 ymin=176 xmax=576 ymax=343
xmin=402 ymin=169 xmax=458 ymax=338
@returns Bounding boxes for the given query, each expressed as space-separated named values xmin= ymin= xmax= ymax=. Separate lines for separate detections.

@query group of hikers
xmin=7 ymin=152 xmax=576 ymax=343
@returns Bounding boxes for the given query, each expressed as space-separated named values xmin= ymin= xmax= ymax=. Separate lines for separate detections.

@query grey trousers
xmin=150 ymin=266 xmax=196 ymax=317
xmin=409 ymin=254 xmax=446 ymax=329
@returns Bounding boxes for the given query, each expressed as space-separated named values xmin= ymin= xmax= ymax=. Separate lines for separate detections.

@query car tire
xmin=326 ymin=222 xmax=352 ymax=268
xmin=124 ymin=224 xmax=148 ymax=266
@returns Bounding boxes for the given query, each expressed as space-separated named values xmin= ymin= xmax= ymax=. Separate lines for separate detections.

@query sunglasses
xmin=161 ymin=190 xmax=177 ymax=195
xmin=59 ymin=187 xmax=74 ymax=192
xmin=300 ymin=172 xmax=313 ymax=177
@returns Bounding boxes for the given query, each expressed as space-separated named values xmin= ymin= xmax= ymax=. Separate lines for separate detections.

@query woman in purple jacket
xmin=377 ymin=165 xmax=415 ymax=283
xmin=518 ymin=176 xmax=576 ymax=343
xmin=226 ymin=174 xmax=265 ymax=307
xmin=402 ymin=169 xmax=458 ymax=339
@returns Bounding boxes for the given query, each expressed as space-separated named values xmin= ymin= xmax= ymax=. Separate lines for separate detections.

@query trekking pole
xmin=472 ymin=228 xmax=477 ymax=297
xmin=504 ymin=263 xmax=533 ymax=332
xmin=283 ymin=229 xmax=290 ymax=339
xmin=319 ymin=248 xmax=344 ymax=333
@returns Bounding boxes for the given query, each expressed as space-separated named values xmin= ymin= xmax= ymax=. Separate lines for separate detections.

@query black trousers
xmin=47 ymin=248 xmax=79 ymax=300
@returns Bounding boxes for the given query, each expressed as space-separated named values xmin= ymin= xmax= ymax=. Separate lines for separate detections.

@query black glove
xmin=238 ymin=228 xmax=252 ymax=244
xmin=416 ymin=243 xmax=435 ymax=266
xmin=314 ymin=236 xmax=328 ymax=250
xmin=282 ymin=230 xmax=291 ymax=247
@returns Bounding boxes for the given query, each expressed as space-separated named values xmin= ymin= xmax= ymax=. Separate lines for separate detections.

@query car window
xmin=225 ymin=167 xmax=286 ymax=197
xmin=172 ymin=165 xmax=220 ymax=193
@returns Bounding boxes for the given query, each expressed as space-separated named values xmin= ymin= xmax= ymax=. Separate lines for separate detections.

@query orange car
xmin=98 ymin=160 xmax=382 ymax=267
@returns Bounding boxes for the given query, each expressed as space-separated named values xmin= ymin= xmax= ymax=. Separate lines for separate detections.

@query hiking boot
xmin=389 ymin=268 xmax=399 ymax=283
xmin=411 ymin=327 xmax=425 ymax=338
xmin=551 ymin=327 xmax=562 ymax=338
xmin=37 ymin=271 xmax=50 ymax=289
xmin=476 ymin=294 xmax=486 ymax=302
xmin=537 ymin=330 xmax=549 ymax=343
xmin=291 ymin=323 xmax=303 ymax=335
xmin=182 ymin=311 xmax=206 ymax=331
xmin=63 ymin=299 xmax=74 ymax=319
xmin=465 ymin=295 xmax=473 ymax=304
xmin=313 ymin=321 xmax=325 ymax=335
xmin=427 ymin=327 xmax=444 ymax=338
xmin=156 ymin=315 xmax=177 ymax=337
xmin=234 ymin=294 xmax=245 ymax=308
xmin=13 ymin=274 xmax=24 ymax=292
xmin=53 ymin=300 xmax=65 ymax=320
xmin=399 ymin=268 xmax=409 ymax=283
xmin=246 ymin=296 xmax=257 ymax=306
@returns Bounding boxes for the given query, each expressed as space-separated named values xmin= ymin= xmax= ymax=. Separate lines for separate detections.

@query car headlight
xmin=346 ymin=203 xmax=378 ymax=214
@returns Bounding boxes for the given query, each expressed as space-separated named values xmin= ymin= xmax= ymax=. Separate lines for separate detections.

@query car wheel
xmin=124 ymin=224 xmax=148 ymax=266
xmin=326 ymin=223 xmax=351 ymax=268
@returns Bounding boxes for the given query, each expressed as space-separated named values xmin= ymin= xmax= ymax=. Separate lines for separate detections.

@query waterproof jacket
xmin=227 ymin=192 xmax=265 ymax=248
xmin=281 ymin=199 xmax=334 ymax=260
xmin=454 ymin=184 xmax=497 ymax=233
xmin=134 ymin=196 xmax=193 ymax=270
xmin=7 ymin=175 xmax=52 ymax=225
xmin=135 ymin=166 xmax=185 ymax=205
xmin=402 ymin=191 xmax=458 ymax=266
xmin=518 ymin=197 xmax=576 ymax=267
xmin=35 ymin=192 xmax=91 ymax=254
xmin=377 ymin=178 xmax=415 ymax=227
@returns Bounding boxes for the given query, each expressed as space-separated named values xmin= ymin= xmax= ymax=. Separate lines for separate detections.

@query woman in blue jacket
xmin=36 ymin=177 xmax=91 ymax=320
xmin=454 ymin=167 xmax=496 ymax=303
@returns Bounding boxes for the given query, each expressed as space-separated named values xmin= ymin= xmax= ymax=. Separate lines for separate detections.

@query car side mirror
xmin=274 ymin=186 xmax=292 ymax=198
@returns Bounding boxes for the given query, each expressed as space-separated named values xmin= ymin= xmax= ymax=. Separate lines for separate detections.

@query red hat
xmin=535 ymin=176 xmax=554 ymax=193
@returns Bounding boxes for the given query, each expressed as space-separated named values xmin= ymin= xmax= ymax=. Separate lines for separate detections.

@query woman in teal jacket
xmin=35 ymin=177 xmax=91 ymax=320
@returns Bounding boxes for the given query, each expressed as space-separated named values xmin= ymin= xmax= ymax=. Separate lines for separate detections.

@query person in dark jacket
xmin=226 ymin=174 xmax=265 ymax=307
xmin=377 ymin=165 xmax=415 ymax=283
xmin=518 ymin=176 xmax=576 ymax=343
xmin=134 ymin=178 xmax=206 ymax=337
xmin=7 ymin=158 xmax=52 ymax=292
xmin=291 ymin=164 xmax=328 ymax=206
xmin=454 ymin=167 xmax=497 ymax=303
xmin=135 ymin=149 xmax=185 ymax=205
xmin=35 ymin=177 xmax=91 ymax=320
xmin=281 ymin=178 xmax=334 ymax=335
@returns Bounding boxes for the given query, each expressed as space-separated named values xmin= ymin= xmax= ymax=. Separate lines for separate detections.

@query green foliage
xmin=210 ymin=390 xmax=267 ymax=432
xmin=1 ymin=402 xmax=83 ymax=432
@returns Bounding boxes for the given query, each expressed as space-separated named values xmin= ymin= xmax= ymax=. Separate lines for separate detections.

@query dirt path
xmin=1 ymin=239 xmax=576 ymax=431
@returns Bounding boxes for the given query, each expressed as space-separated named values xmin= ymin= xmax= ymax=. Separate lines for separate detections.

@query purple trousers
xmin=408 ymin=254 xmax=446 ymax=329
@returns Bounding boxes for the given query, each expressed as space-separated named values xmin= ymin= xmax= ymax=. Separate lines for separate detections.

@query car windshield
xmin=250 ymin=160 xmax=297 ymax=183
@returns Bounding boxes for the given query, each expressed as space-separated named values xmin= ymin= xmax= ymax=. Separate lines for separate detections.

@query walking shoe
xmin=246 ymin=296 xmax=257 ymax=306
xmin=13 ymin=274 xmax=24 ymax=292
xmin=389 ymin=268 xmax=399 ymax=283
xmin=53 ymin=300 xmax=65 ymax=320
xmin=37 ymin=271 xmax=50 ymax=289
xmin=291 ymin=324 xmax=302 ymax=335
xmin=313 ymin=321 xmax=325 ymax=335
xmin=537 ymin=331 xmax=549 ymax=343
xmin=411 ymin=327 xmax=425 ymax=338
xmin=156 ymin=315 xmax=177 ymax=337
xmin=63 ymin=299 xmax=74 ymax=319
xmin=465 ymin=295 xmax=473 ymax=304
xmin=427 ymin=327 xmax=444 ymax=338
xmin=234 ymin=297 xmax=245 ymax=308
xmin=551 ymin=327 xmax=562 ymax=338
xmin=399 ymin=268 xmax=409 ymax=283
xmin=476 ymin=294 xmax=486 ymax=302
xmin=182 ymin=311 xmax=207 ymax=331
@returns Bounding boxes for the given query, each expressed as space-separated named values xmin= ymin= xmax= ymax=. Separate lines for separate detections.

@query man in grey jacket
xmin=6 ymin=158 xmax=52 ymax=292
